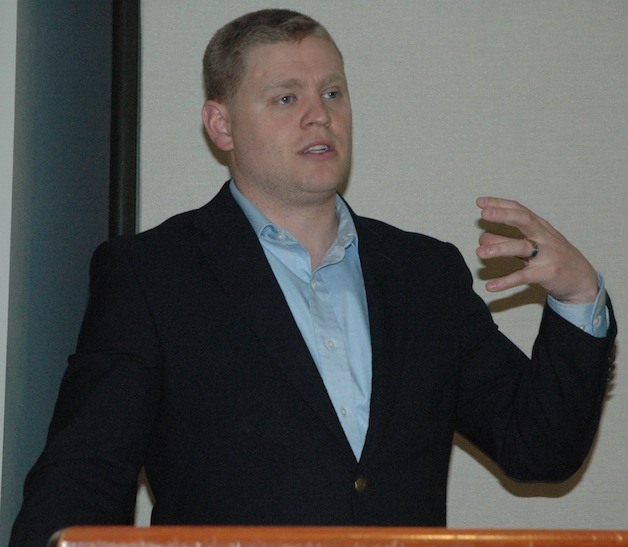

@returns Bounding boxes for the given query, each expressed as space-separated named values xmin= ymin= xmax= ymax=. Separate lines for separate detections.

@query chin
xmin=305 ymin=170 xmax=347 ymax=191
xmin=303 ymin=179 xmax=344 ymax=196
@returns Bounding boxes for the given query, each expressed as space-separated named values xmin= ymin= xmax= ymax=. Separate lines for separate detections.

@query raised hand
xmin=476 ymin=197 xmax=598 ymax=304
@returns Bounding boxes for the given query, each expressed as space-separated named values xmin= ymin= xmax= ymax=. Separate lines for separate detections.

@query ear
xmin=202 ymin=100 xmax=234 ymax=152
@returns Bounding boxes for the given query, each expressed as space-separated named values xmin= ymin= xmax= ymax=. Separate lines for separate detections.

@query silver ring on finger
xmin=526 ymin=239 xmax=539 ymax=259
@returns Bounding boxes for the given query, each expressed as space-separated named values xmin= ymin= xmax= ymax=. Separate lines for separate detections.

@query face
xmin=206 ymin=36 xmax=352 ymax=211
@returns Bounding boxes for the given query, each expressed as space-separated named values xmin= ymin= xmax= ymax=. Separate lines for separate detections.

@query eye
xmin=277 ymin=95 xmax=295 ymax=105
xmin=323 ymin=90 xmax=339 ymax=100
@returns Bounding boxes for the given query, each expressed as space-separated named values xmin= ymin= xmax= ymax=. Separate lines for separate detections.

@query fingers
xmin=478 ymin=235 xmax=544 ymax=292
xmin=476 ymin=197 xmax=553 ymax=260
xmin=476 ymin=196 xmax=522 ymax=209
xmin=475 ymin=196 xmax=598 ymax=303
xmin=476 ymin=197 xmax=542 ymax=237
xmin=485 ymin=268 xmax=534 ymax=293
xmin=477 ymin=234 xmax=537 ymax=261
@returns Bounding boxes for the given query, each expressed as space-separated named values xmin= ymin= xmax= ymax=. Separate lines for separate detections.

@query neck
xmin=268 ymin=198 xmax=339 ymax=270
xmin=236 ymin=182 xmax=339 ymax=269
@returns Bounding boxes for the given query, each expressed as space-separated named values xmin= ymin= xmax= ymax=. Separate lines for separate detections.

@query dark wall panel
xmin=1 ymin=2 xmax=112 ymax=542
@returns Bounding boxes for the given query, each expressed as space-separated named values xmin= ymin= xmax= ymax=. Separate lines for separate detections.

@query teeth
xmin=304 ymin=144 xmax=330 ymax=153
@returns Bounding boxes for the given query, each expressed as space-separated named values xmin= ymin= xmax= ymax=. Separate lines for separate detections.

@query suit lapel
xmin=354 ymin=217 xmax=408 ymax=465
xmin=191 ymin=184 xmax=355 ymax=462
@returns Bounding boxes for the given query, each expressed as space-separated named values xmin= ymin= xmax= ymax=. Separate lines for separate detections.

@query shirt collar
xmin=229 ymin=179 xmax=358 ymax=250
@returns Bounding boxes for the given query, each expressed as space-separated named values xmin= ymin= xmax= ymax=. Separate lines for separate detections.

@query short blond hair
xmin=202 ymin=9 xmax=341 ymax=103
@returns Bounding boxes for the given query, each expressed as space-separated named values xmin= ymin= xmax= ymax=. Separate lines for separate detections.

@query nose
xmin=301 ymin=97 xmax=331 ymax=128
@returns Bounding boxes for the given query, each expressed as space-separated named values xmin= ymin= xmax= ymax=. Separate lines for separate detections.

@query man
xmin=11 ymin=9 xmax=616 ymax=546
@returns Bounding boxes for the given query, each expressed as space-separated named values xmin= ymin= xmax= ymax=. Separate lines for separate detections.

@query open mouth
xmin=302 ymin=144 xmax=331 ymax=154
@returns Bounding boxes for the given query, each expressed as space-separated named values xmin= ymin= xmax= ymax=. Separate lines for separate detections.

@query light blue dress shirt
xmin=230 ymin=182 xmax=372 ymax=460
xmin=547 ymin=275 xmax=608 ymax=338
xmin=229 ymin=180 xmax=609 ymax=460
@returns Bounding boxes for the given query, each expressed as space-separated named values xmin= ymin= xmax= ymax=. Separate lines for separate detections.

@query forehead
xmin=240 ymin=36 xmax=346 ymax=89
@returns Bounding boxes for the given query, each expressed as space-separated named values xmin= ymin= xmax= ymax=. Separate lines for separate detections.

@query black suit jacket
xmin=11 ymin=183 xmax=616 ymax=545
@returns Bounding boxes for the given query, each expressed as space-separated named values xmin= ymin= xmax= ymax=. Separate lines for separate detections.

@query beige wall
xmin=138 ymin=1 xmax=627 ymax=528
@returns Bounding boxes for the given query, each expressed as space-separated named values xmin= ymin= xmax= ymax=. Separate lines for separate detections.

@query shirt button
xmin=327 ymin=340 xmax=335 ymax=349
xmin=354 ymin=477 xmax=368 ymax=493
xmin=593 ymin=316 xmax=601 ymax=326
xmin=340 ymin=407 xmax=347 ymax=416
xmin=277 ymin=232 xmax=286 ymax=241
xmin=579 ymin=324 xmax=586 ymax=331
xmin=311 ymin=280 xmax=318 ymax=290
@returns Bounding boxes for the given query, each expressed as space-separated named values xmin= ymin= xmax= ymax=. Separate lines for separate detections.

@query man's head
xmin=202 ymin=10 xmax=351 ymax=212
xmin=203 ymin=9 xmax=342 ymax=104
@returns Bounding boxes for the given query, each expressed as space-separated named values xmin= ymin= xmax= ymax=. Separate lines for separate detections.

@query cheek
xmin=333 ymin=109 xmax=352 ymax=137
xmin=235 ymin=119 xmax=279 ymax=148
xmin=232 ymin=126 xmax=264 ymax=154
xmin=232 ymin=128 xmax=291 ymax=172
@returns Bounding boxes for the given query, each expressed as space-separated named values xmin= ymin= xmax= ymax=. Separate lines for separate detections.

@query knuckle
xmin=522 ymin=210 xmax=535 ymax=224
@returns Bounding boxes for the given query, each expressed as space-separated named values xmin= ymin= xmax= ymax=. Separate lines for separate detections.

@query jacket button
xmin=354 ymin=476 xmax=368 ymax=493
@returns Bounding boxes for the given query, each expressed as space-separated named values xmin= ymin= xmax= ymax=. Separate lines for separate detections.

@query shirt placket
xmin=309 ymin=267 xmax=362 ymax=457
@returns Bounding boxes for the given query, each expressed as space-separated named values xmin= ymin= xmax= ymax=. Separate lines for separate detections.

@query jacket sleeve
xmin=452 ymin=246 xmax=617 ymax=481
xmin=10 ymin=241 xmax=162 ymax=547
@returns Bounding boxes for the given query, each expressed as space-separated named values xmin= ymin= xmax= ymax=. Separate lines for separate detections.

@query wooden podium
xmin=50 ymin=526 xmax=627 ymax=546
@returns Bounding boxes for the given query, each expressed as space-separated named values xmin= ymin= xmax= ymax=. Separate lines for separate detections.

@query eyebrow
xmin=261 ymin=72 xmax=347 ymax=95
xmin=262 ymin=78 xmax=302 ymax=94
